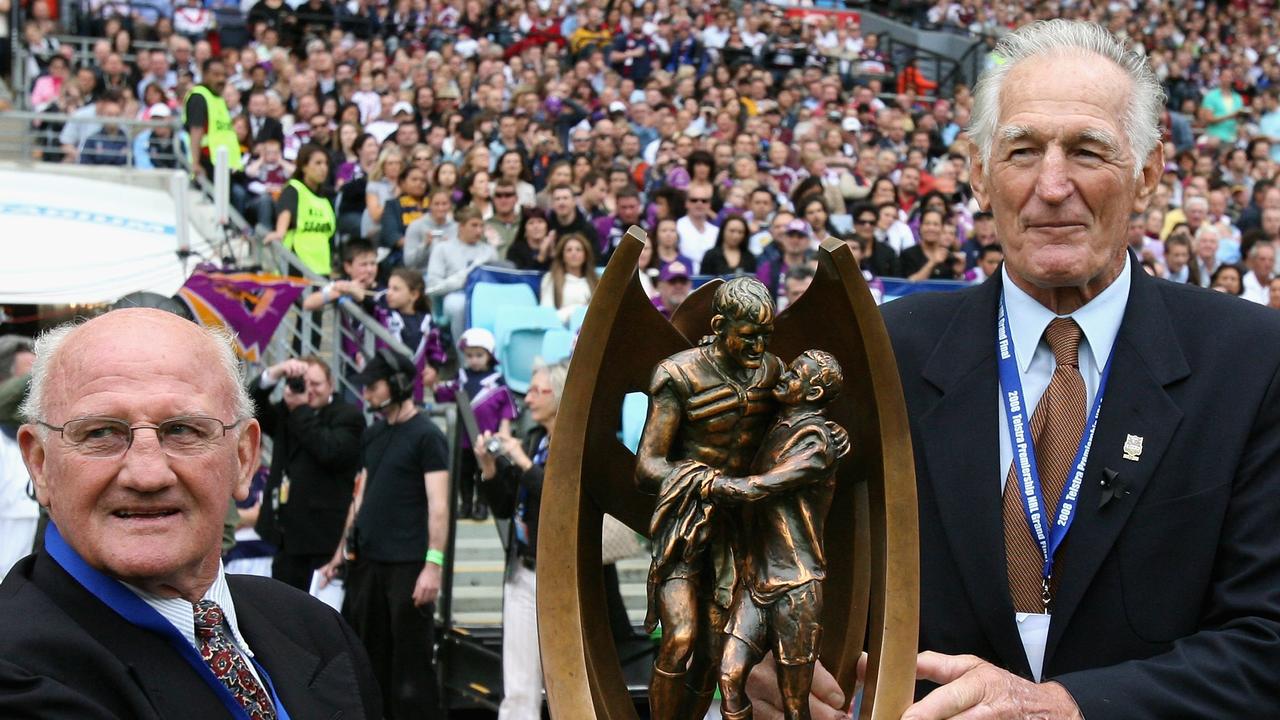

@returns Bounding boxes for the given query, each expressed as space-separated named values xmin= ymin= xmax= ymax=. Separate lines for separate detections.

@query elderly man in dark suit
xmin=882 ymin=20 xmax=1280 ymax=720
xmin=748 ymin=19 xmax=1280 ymax=720
xmin=0 ymin=308 xmax=382 ymax=719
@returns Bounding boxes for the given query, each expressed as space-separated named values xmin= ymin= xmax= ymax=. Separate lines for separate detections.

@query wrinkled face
xmin=17 ymin=311 xmax=259 ymax=594
xmin=1249 ymin=244 xmax=1275 ymax=279
xmin=716 ymin=313 xmax=774 ymax=370
xmin=970 ymin=52 xmax=1160 ymax=294
xmin=525 ymin=370 xmax=558 ymax=426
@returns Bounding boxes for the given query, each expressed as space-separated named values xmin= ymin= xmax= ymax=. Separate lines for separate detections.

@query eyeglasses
xmin=494 ymin=191 xmax=516 ymax=198
xmin=856 ymin=218 xmax=876 ymax=225
xmin=527 ymin=386 xmax=554 ymax=397
xmin=37 ymin=415 xmax=245 ymax=458
xmin=688 ymin=197 xmax=711 ymax=203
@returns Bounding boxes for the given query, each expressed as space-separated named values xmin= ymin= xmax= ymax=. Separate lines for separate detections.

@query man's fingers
xmin=915 ymin=651 xmax=985 ymax=685
xmin=901 ymin=672 xmax=986 ymax=720
xmin=811 ymin=659 xmax=845 ymax=709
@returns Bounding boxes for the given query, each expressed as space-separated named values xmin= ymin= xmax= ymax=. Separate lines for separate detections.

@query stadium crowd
xmin=9 ymin=0 xmax=1280 ymax=717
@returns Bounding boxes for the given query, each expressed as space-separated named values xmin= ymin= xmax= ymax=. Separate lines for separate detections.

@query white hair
xmin=19 ymin=318 xmax=255 ymax=425
xmin=969 ymin=20 xmax=1165 ymax=179
xmin=1183 ymin=195 xmax=1209 ymax=212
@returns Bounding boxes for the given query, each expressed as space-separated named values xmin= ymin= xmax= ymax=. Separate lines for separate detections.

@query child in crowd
xmin=433 ymin=328 xmax=517 ymax=521
xmin=378 ymin=267 xmax=447 ymax=402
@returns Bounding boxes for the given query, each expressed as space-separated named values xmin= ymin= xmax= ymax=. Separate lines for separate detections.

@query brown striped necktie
xmin=1003 ymin=317 xmax=1087 ymax=613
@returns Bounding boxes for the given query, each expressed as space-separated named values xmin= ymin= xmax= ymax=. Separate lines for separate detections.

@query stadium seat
xmin=468 ymin=281 xmax=538 ymax=335
xmin=568 ymin=305 xmax=589 ymax=333
xmin=495 ymin=306 xmax=563 ymax=393
xmin=620 ymin=392 xmax=650 ymax=454
xmin=541 ymin=327 xmax=575 ymax=364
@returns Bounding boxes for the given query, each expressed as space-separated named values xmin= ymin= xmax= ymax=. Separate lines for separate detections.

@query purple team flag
xmin=177 ymin=264 xmax=311 ymax=362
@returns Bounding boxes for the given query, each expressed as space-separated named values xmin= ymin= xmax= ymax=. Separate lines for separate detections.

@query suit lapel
xmin=1043 ymin=267 xmax=1189 ymax=667
xmin=231 ymin=584 xmax=333 ymax=719
xmin=917 ymin=276 xmax=1031 ymax=676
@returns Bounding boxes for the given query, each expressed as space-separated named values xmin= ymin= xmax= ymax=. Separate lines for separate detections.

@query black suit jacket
xmin=0 ymin=551 xmax=382 ymax=719
xmin=252 ymin=378 xmax=365 ymax=557
xmin=882 ymin=261 xmax=1280 ymax=718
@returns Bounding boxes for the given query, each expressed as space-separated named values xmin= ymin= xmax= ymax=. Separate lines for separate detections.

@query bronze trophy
xmin=539 ymin=227 xmax=919 ymax=719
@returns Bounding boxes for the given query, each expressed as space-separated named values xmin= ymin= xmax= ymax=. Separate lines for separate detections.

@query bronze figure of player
xmin=636 ymin=276 xmax=785 ymax=720
xmin=710 ymin=350 xmax=849 ymax=720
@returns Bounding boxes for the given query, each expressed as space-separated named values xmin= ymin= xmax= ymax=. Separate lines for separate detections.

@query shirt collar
xmin=122 ymin=560 xmax=255 ymax=657
xmin=1000 ymin=252 xmax=1131 ymax=373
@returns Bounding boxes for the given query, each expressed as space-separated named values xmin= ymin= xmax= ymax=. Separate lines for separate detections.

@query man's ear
xmin=710 ymin=313 xmax=725 ymax=335
xmin=17 ymin=425 xmax=50 ymax=507
xmin=805 ymin=384 xmax=824 ymax=403
xmin=234 ymin=419 xmax=262 ymax=503
xmin=1132 ymin=143 xmax=1164 ymax=214
xmin=968 ymin=140 xmax=991 ymax=212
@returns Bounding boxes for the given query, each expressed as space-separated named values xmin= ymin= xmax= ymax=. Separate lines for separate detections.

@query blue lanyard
xmin=45 ymin=523 xmax=292 ymax=720
xmin=997 ymin=297 xmax=1112 ymax=603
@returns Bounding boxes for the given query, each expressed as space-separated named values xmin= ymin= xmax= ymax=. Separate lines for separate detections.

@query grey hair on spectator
xmin=1247 ymin=240 xmax=1274 ymax=260
xmin=1184 ymin=195 xmax=1209 ymax=212
xmin=0 ymin=335 xmax=35 ymax=383
xmin=969 ymin=20 xmax=1165 ymax=179
xmin=18 ymin=318 xmax=254 ymax=425
xmin=531 ymin=357 xmax=571 ymax=410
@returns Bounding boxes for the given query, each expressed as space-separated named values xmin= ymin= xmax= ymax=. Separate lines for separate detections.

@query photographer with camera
xmin=474 ymin=359 xmax=568 ymax=720
xmin=251 ymin=355 xmax=365 ymax=591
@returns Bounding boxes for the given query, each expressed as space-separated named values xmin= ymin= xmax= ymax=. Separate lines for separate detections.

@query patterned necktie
xmin=192 ymin=600 xmax=278 ymax=720
xmin=1002 ymin=317 xmax=1087 ymax=613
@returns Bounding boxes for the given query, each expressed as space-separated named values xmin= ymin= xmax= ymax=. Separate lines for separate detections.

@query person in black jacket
xmin=849 ymin=202 xmax=900 ymax=278
xmin=474 ymin=359 xmax=567 ymax=720
xmin=250 ymin=355 xmax=364 ymax=591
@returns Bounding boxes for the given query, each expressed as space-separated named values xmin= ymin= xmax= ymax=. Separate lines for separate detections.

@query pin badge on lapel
xmin=1122 ymin=434 xmax=1144 ymax=462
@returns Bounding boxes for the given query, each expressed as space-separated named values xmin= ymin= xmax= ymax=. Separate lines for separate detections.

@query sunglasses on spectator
xmin=494 ymin=191 xmax=516 ymax=198
xmin=856 ymin=217 xmax=876 ymax=225
xmin=688 ymin=197 xmax=711 ymax=203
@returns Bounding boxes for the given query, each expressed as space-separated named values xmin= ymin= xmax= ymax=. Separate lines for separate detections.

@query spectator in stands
xmin=1242 ymin=241 xmax=1275 ymax=305
xmin=78 ymin=92 xmax=129 ymax=166
xmin=381 ymin=164 xmax=430 ymax=269
xmin=428 ymin=206 xmax=497 ymax=343
xmin=540 ymin=233 xmax=599 ymax=325
xmin=58 ymin=84 xmax=116 ymax=164
xmin=508 ymin=209 xmax=553 ymax=272
xmin=901 ymin=207 xmax=963 ymax=281
xmin=652 ymin=260 xmax=692 ymax=320
xmin=968 ymin=243 xmax=1004 ymax=285
xmin=699 ymin=215 xmax=757 ymax=277
xmin=0 ymin=335 xmax=37 ymax=581
xmin=676 ymin=182 xmax=719 ymax=271
xmin=780 ymin=265 xmax=815 ymax=311
xmin=1163 ymin=233 xmax=1198 ymax=285
xmin=405 ymin=187 xmax=459 ymax=271
xmin=850 ymin=202 xmax=900 ymax=278
xmin=1195 ymin=225 xmax=1222 ymax=288
xmin=268 ymin=143 xmax=336 ymax=277
xmin=474 ymin=360 xmax=568 ymax=720
xmin=757 ymin=219 xmax=816 ymax=301
xmin=596 ymin=187 xmax=645 ymax=262
xmin=241 ymin=136 xmax=293 ymax=234
xmin=495 ymin=151 xmax=536 ymax=210
xmin=378 ymin=267 xmax=446 ymax=400
xmin=486 ymin=179 xmax=522 ymax=258
xmin=546 ymin=183 xmax=599 ymax=249
xmin=133 ymin=103 xmax=179 ymax=169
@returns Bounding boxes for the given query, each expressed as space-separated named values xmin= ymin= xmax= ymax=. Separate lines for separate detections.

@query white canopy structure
xmin=0 ymin=167 xmax=214 ymax=305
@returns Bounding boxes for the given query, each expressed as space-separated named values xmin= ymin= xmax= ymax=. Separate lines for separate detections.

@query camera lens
xmin=286 ymin=377 xmax=307 ymax=393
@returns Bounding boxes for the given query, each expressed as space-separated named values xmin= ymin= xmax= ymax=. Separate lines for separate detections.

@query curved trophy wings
xmin=539 ymin=227 xmax=919 ymax=719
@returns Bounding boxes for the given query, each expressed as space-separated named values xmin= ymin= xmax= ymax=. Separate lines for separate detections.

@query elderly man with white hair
xmin=0 ymin=309 xmax=382 ymax=719
xmin=752 ymin=19 xmax=1280 ymax=720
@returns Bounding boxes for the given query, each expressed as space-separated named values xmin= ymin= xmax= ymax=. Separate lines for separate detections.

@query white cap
xmin=458 ymin=327 xmax=497 ymax=357
xmin=841 ymin=116 xmax=861 ymax=132
xmin=148 ymin=103 xmax=172 ymax=119
xmin=608 ymin=100 xmax=627 ymax=114
xmin=391 ymin=100 xmax=414 ymax=116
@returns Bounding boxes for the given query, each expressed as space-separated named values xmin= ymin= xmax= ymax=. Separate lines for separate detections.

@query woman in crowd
xmin=495 ymin=150 xmax=536 ymax=210
xmin=335 ymin=133 xmax=379 ymax=239
xmin=540 ymin=233 xmax=599 ymax=325
xmin=698 ymin=215 xmax=756 ymax=277
xmin=434 ymin=160 xmax=462 ymax=205
xmin=1211 ymin=264 xmax=1244 ymax=296
xmin=900 ymin=207 xmax=962 ymax=281
xmin=798 ymin=195 xmax=841 ymax=240
xmin=333 ymin=122 xmax=362 ymax=183
xmin=508 ymin=210 xmax=553 ymax=271
xmin=474 ymin=359 xmax=570 ymax=720
xmin=463 ymin=170 xmax=494 ymax=219
xmin=267 ymin=143 xmax=335 ymax=277
xmin=363 ymin=146 xmax=405 ymax=240
xmin=380 ymin=164 xmax=430 ymax=267
xmin=647 ymin=217 xmax=695 ymax=276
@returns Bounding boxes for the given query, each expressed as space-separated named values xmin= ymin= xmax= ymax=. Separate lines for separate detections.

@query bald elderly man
xmin=0 ymin=309 xmax=382 ymax=719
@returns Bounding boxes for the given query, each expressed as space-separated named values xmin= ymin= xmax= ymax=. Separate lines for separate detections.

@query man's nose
xmin=1035 ymin=147 xmax=1074 ymax=204
xmin=116 ymin=429 xmax=178 ymax=492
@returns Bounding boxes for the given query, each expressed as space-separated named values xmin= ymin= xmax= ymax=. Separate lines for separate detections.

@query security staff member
xmin=183 ymin=58 xmax=243 ymax=179
xmin=267 ymin=143 xmax=336 ymax=276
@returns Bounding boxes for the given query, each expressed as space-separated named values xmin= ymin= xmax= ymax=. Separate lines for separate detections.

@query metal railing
xmin=0 ymin=109 xmax=185 ymax=166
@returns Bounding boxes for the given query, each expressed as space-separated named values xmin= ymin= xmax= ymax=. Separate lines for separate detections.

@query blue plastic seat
xmin=468 ymin=282 xmax=538 ymax=335
xmin=620 ymin=392 xmax=650 ymax=454
xmin=495 ymin=306 xmax=563 ymax=393
xmin=541 ymin=328 xmax=575 ymax=364
xmin=568 ymin=305 xmax=589 ymax=334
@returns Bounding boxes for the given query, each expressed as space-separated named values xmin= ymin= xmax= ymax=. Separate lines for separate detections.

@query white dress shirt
xmin=123 ymin=561 xmax=265 ymax=686
xmin=1242 ymin=270 xmax=1271 ymax=305
xmin=996 ymin=253 xmax=1132 ymax=681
